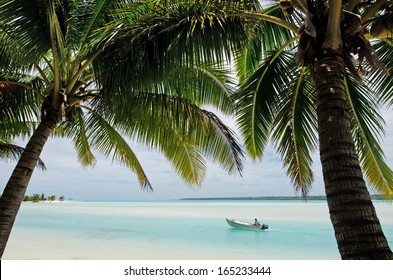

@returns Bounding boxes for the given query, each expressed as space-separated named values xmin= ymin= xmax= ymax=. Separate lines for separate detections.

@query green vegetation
xmin=22 ymin=194 xmax=65 ymax=202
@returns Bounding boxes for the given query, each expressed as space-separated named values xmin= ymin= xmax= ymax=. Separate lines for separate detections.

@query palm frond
xmin=162 ymin=132 xmax=207 ymax=186
xmin=0 ymin=121 xmax=35 ymax=139
xmin=193 ymin=109 xmax=244 ymax=175
xmin=0 ymin=140 xmax=46 ymax=170
xmin=235 ymin=1 xmax=299 ymax=83
xmin=272 ymin=66 xmax=317 ymax=196
xmin=66 ymin=0 xmax=118 ymax=48
xmin=147 ymin=63 xmax=236 ymax=114
xmin=93 ymin=0 xmax=252 ymax=93
xmin=0 ymin=0 xmax=52 ymax=62
xmin=235 ymin=25 xmax=265 ymax=83
xmin=235 ymin=49 xmax=293 ymax=159
xmin=370 ymin=39 xmax=393 ymax=106
xmin=158 ymin=107 xmax=244 ymax=185
xmin=109 ymin=95 xmax=208 ymax=184
xmin=58 ymin=108 xmax=97 ymax=167
xmin=345 ymin=74 xmax=393 ymax=196
xmin=0 ymin=77 xmax=42 ymax=136
xmin=82 ymin=108 xmax=152 ymax=191
xmin=107 ymin=92 xmax=244 ymax=182
xmin=65 ymin=0 xmax=133 ymax=75
xmin=0 ymin=25 xmax=23 ymax=68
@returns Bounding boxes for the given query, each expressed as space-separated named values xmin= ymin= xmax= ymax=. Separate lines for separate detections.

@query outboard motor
xmin=261 ymin=224 xmax=268 ymax=230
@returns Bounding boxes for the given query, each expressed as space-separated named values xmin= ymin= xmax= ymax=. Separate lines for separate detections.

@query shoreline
xmin=20 ymin=194 xmax=391 ymax=203
xmin=179 ymin=194 xmax=389 ymax=201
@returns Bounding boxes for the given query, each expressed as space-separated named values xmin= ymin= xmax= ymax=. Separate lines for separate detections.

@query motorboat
xmin=226 ymin=218 xmax=268 ymax=230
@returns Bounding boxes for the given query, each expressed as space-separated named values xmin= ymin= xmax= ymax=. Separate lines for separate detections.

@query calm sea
xmin=3 ymin=200 xmax=393 ymax=260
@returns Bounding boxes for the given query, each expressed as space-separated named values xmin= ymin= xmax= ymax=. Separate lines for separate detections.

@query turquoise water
xmin=3 ymin=200 xmax=393 ymax=259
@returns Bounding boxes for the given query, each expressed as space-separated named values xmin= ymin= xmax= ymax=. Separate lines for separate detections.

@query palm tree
xmin=232 ymin=0 xmax=393 ymax=259
xmin=0 ymin=0 xmax=247 ymax=258
xmin=31 ymin=194 xmax=41 ymax=203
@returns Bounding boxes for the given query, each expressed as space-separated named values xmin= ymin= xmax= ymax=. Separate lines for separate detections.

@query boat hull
xmin=226 ymin=218 xmax=268 ymax=230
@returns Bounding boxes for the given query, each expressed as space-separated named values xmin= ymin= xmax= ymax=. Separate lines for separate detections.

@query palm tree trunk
xmin=314 ymin=55 xmax=393 ymax=259
xmin=0 ymin=114 xmax=58 ymax=258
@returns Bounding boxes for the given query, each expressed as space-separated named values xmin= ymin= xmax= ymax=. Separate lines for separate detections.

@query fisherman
xmin=254 ymin=218 xmax=261 ymax=227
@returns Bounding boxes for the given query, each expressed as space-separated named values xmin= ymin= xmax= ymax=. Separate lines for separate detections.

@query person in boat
xmin=253 ymin=218 xmax=261 ymax=227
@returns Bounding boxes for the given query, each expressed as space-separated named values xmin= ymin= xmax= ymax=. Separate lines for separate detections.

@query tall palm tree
xmin=0 ymin=0 xmax=247 ymax=258
xmin=233 ymin=0 xmax=393 ymax=259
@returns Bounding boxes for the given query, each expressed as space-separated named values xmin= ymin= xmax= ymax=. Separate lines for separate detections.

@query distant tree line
xmin=23 ymin=194 xmax=65 ymax=203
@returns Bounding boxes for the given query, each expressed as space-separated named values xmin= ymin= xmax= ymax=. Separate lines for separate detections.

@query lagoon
xmin=3 ymin=200 xmax=393 ymax=259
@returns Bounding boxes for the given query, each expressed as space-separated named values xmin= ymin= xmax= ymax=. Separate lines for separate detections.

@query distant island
xmin=180 ymin=195 xmax=389 ymax=201
xmin=23 ymin=193 xmax=66 ymax=202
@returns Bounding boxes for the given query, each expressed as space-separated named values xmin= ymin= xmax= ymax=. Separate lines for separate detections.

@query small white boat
xmin=226 ymin=218 xmax=268 ymax=230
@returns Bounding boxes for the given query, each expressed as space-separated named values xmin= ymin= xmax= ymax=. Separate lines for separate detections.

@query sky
xmin=1 ymin=110 xmax=393 ymax=201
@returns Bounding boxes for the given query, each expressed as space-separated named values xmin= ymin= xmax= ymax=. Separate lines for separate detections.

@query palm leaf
xmin=0 ymin=0 xmax=52 ymax=62
xmin=162 ymin=131 xmax=207 ymax=186
xmin=235 ymin=3 xmax=297 ymax=83
xmin=107 ymin=94 xmax=206 ymax=184
xmin=66 ymin=0 xmax=118 ymax=48
xmin=272 ymin=66 xmax=317 ymax=196
xmin=235 ymin=49 xmax=293 ymax=159
xmin=93 ymin=0 xmax=252 ymax=92
xmin=235 ymin=25 xmax=265 ymax=83
xmin=0 ymin=121 xmax=35 ymax=139
xmin=345 ymin=74 xmax=393 ymax=196
xmin=145 ymin=63 xmax=237 ymax=114
xmin=82 ymin=108 xmax=152 ymax=191
xmin=192 ymin=109 xmax=244 ymax=175
xmin=0 ymin=140 xmax=46 ymax=170
xmin=65 ymin=0 xmax=135 ymax=75
xmin=0 ymin=25 xmax=23 ymax=68
xmin=58 ymin=108 xmax=97 ymax=167
xmin=107 ymin=92 xmax=244 ymax=182
xmin=0 ymin=76 xmax=42 ymax=137
xmin=370 ymin=39 xmax=393 ymax=106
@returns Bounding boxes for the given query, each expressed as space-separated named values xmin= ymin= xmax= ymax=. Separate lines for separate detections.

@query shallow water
xmin=3 ymin=200 xmax=393 ymax=259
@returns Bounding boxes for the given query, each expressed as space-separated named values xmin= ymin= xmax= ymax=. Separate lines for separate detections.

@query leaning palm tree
xmin=233 ymin=0 xmax=393 ymax=259
xmin=0 ymin=0 xmax=247 ymax=257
